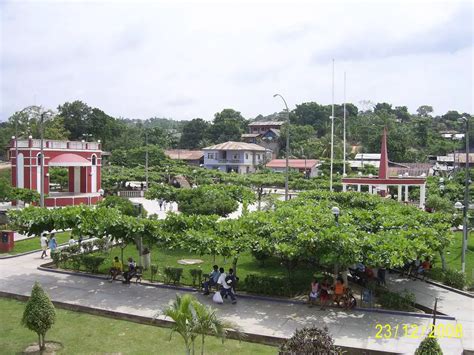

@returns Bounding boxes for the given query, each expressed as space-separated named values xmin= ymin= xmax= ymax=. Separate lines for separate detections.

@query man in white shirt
xmin=40 ymin=233 xmax=48 ymax=258
xmin=217 ymin=267 xmax=236 ymax=304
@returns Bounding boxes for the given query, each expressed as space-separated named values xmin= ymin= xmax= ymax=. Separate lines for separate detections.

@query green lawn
xmin=0 ymin=297 xmax=276 ymax=354
xmin=0 ymin=231 xmax=71 ymax=256
xmin=82 ymin=246 xmax=319 ymax=294
xmin=434 ymin=231 xmax=474 ymax=283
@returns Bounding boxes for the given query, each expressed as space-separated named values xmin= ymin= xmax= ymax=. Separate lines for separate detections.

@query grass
xmin=0 ymin=297 xmax=276 ymax=354
xmin=66 ymin=246 xmax=320 ymax=295
xmin=433 ymin=231 xmax=474 ymax=284
xmin=0 ymin=231 xmax=71 ymax=256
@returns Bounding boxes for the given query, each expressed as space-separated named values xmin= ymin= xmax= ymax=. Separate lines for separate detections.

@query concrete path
xmin=386 ymin=273 xmax=474 ymax=352
xmin=0 ymin=253 xmax=469 ymax=354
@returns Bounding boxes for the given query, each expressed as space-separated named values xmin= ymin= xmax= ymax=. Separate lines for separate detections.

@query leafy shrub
xmin=244 ymin=274 xmax=291 ymax=297
xmin=415 ymin=337 xmax=443 ymax=355
xmin=163 ymin=267 xmax=184 ymax=285
xmin=378 ymin=289 xmax=416 ymax=311
xmin=51 ymin=252 xmax=62 ymax=267
xmin=279 ymin=326 xmax=342 ymax=355
xmin=189 ymin=269 xmax=203 ymax=288
xmin=93 ymin=238 xmax=109 ymax=253
xmin=81 ymin=241 xmax=95 ymax=254
xmin=62 ymin=244 xmax=81 ymax=255
xmin=22 ymin=282 xmax=56 ymax=351
xmin=69 ymin=255 xmax=82 ymax=271
xmin=81 ymin=255 xmax=106 ymax=273
xmin=443 ymin=269 xmax=467 ymax=290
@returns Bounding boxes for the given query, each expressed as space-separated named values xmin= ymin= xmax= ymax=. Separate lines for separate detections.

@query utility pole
xmin=273 ymin=94 xmax=290 ymax=201
xmin=330 ymin=59 xmax=335 ymax=191
xmin=145 ymin=130 xmax=149 ymax=189
xmin=461 ymin=117 xmax=470 ymax=273
xmin=40 ymin=112 xmax=45 ymax=208
xmin=343 ymin=71 xmax=347 ymax=177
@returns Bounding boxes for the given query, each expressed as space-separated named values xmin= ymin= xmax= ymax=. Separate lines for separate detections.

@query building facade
xmin=203 ymin=141 xmax=271 ymax=174
xmin=9 ymin=138 xmax=103 ymax=206
xmin=266 ymin=159 xmax=320 ymax=178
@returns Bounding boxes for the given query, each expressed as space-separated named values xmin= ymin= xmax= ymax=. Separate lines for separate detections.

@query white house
xmin=203 ymin=141 xmax=272 ymax=174
xmin=348 ymin=153 xmax=381 ymax=169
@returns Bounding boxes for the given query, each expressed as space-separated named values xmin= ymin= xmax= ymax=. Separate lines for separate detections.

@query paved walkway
xmin=0 ymin=253 xmax=470 ymax=354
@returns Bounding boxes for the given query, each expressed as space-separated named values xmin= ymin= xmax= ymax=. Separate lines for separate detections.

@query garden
xmin=8 ymin=189 xmax=460 ymax=308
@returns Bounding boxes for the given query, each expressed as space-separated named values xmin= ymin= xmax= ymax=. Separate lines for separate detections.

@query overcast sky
xmin=1 ymin=0 xmax=472 ymax=121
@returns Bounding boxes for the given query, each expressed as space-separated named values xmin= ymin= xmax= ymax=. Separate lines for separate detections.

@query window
xmin=245 ymin=153 xmax=249 ymax=159
xmin=207 ymin=153 xmax=214 ymax=159
xmin=233 ymin=154 xmax=238 ymax=160
xmin=92 ymin=155 xmax=97 ymax=166
xmin=37 ymin=153 xmax=42 ymax=166
xmin=257 ymin=154 xmax=261 ymax=160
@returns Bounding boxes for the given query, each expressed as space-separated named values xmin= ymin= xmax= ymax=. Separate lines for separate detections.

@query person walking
xmin=48 ymin=234 xmax=57 ymax=256
xmin=218 ymin=268 xmax=237 ymax=304
xmin=40 ymin=233 xmax=48 ymax=259
xmin=158 ymin=198 xmax=164 ymax=211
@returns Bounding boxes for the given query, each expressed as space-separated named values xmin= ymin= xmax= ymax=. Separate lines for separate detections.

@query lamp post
xmin=330 ymin=58 xmax=335 ymax=192
xmin=455 ymin=201 xmax=467 ymax=273
xmin=144 ymin=129 xmax=149 ymax=189
xmin=331 ymin=206 xmax=340 ymax=225
xmin=343 ymin=71 xmax=347 ymax=177
xmin=82 ymin=133 xmax=93 ymax=142
xmin=273 ymin=93 xmax=290 ymax=201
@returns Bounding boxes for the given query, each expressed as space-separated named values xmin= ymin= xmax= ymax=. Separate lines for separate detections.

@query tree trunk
xmin=201 ymin=334 xmax=205 ymax=355
xmin=439 ymin=250 xmax=447 ymax=271
xmin=232 ymin=256 xmax=239 ymax=276
xmin=192 ymin=339 xmax=195 ymax=355
xmin=38 ymin=334 xmax=42 ymax=351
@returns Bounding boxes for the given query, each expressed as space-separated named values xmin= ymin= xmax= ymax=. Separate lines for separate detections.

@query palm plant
xmin=162 ymin=294 xmax=197 ymax=355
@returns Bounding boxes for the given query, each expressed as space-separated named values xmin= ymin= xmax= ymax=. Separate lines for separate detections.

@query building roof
xmin=49 ymin=153 xmax=91 ymax=167
xmin=164 ymin=150 xmax=203 ymax=160
xmin=266 ymin=159 xmax=320 ymax=169
xmin=353 ymin=153 xmax=381 ymax=160
xmin=248 ymin=121 xmax=284 ymax=127
xmin=388 ymin=163 xmax=433 ymax=177
xmin=262 ymin=128 xmax=281 ymax=137
xmin=203 ymin=141 xmax=267 ymax=151
xmin=348 ymin=161 xmax=380 ymax=168
xmin=241 ymin=133 xmax=261 ymax=138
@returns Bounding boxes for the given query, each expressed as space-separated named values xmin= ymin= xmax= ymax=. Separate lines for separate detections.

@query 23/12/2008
xmin=374 ymin=323 xmax=463 ymax=339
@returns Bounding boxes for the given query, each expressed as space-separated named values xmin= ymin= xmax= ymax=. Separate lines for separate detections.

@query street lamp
xmin=273 ymin=93 xmax=290 ymax=201
xmin=82 ymin=133 xmax=93 ymax=142
xmin=454 ymin=201 xmax=467 ymax=272
xmin=331 ymin=206 xmax=340 ymax=225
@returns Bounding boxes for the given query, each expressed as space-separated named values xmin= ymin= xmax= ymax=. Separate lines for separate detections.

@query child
xmin=308 ymin=278 xmax=320 ymax=307
xmin=319 ymin=279 xmax=330 ymax=310
xmin=343 ymin=287 xmax=357 ymax=310
xmin=333 ymin=278 xmax=345 ymax=307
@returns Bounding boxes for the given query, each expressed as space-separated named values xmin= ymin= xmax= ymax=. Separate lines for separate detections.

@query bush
xmin=163 ymin=267 xmax=184 ymax=285
xmin=81 ymin=255 xmax=106 ymax=273
xmin=93 ymin=238 xmax=109 ymax=253
xmin=22 ymin=282 xmax=56 ymax=351
xmin=81 ymin=241 xmax=95 ymax=254
xmin=69 ymin=255 xmax=82 ymax=271
xmin=51 ymin=252 xmax=62 ymax=267
xmin=189 ymin=269 xmax=203 ymax=288
xmin=62 ymin=244 xmax=81 ymax=255
xmin=378 ymin=289 xmax=416 ymax=311
xmin=443 ymin=269 xmax=467 ymax=290
xmin=415 ymin=337 xmax=443 ymax=355
xmin=244 ymin=274 xmax=291 ymax=297
xmin=150 ymin=264 xmax=159 ymax=282
xmin=279 ymin=326 xmax=342 ymax=355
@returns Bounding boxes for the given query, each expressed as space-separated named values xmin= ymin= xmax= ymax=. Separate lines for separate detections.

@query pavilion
xmin=341 ymin=128 xmax=427 ymax=208
xmin=9 ymin=137 xmax=103 ymax=207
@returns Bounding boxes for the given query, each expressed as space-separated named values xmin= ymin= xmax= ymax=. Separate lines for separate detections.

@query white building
xmin=203 ymin=141 xmax=272 ymax=174
xmin=348 ymin=153 xmax=381 ymax=169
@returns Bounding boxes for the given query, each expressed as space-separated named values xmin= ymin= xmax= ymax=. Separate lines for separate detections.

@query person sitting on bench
xmin=109 ymin=256 xmax=123 ymax=281
xmin=202 ymin=265 xmax=220 ymax=295
xmin=122 ymin=257 xmax=137 ymax=284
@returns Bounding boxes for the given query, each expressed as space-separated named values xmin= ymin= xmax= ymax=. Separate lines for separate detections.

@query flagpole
xmin=343 ymin=71 xmax=347 ymax=177
xmin=330 ymin=59 xmax=335 ymax=192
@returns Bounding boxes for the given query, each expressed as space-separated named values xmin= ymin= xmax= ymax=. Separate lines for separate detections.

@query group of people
xmin=402 ymin=257 xmax=432 ymax=280
xmin=158 ymin=198 xmax=174 ymax=212
xmin=40 ymin=233 xmax=57 ymax=258
xmin=108 ymin=257 xmax=138 ymax=284
xmin=308 ymin=277 xmax=356 ymax=310
xmin=202 ymin=265 xmax=238 ymax=304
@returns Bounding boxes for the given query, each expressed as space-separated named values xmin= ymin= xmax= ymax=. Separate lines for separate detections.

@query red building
xmin=9 ymin=138 xmax=103 ymax=207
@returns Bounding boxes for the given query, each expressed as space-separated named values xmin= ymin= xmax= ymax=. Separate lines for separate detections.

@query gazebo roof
xmin=49 ymin=153 xmax=91 ymax=167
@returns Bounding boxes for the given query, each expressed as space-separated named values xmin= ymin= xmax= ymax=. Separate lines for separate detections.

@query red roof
xmin=266 ymin=159 xmax=319 ymax=169
xmin=49 ymin=153 xmax=91 ymax=166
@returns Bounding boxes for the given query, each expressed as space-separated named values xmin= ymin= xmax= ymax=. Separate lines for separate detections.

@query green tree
xmin=415 ymin=337 xmax=443 ymax=355
xmin=180 ymin=119 xmax=211 ymax=149
xmin=22 ymin=282 xmax=56 ymax=351
xmin=206 ymin=109 xmax=247 ymax=143
xmin=280 ymin=327 xmax=342 ymax=354
xmin=417 ymin=105 xmax=434 ymax=117
xmin=57 ymin=100 xmax=93 ymax=140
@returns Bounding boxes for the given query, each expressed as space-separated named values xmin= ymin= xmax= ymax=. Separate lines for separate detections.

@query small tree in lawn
xmin=22 ymin=282 xmax=56 ymax=351
xmin=279 ymin=326 xmax=342 ymax=355
xmin=415 ymin=337 xmax=443 ymax=355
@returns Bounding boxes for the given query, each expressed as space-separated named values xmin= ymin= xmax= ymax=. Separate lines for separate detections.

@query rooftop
xmin=203 ymin=141 xmax=267 ymax=151
xmin=266 ymin=159 xmax=320 ymax=169
xmin=164 ymin=150 xmax=203 ymax=160
xmin=248 ymin=121 xmax=284 ymax=126
xmin=353 ymin=153 xmax=381 ymax=160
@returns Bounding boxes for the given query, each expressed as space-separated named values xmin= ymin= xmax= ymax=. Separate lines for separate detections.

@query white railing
xmin=49 ymin=141 xmax=68 ymax=149
xmin=118 ymin=190 xmax=144 ymax=198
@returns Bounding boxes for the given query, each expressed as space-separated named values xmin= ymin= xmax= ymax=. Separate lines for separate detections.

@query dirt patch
xmin=23 ymin=341 xmax=63 ymax=354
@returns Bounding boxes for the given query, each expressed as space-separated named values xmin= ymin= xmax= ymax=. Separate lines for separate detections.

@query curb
xmin=37 ymin=265 xmax=456 ymax=321
xmin=0 ymin=291 xmax=399 ymax=355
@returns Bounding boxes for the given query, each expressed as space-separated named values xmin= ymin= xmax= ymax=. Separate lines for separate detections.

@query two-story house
xmin=203 ymin=141 xmax=272 ymax=174
xmin=242 ymin=121 xmax=283 ymax=158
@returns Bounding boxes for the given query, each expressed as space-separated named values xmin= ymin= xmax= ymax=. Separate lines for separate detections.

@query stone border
xmin=38 ymin=264 xmax=456 ymax=321
xmin=0 ymin=291 xmax=398 ymax=355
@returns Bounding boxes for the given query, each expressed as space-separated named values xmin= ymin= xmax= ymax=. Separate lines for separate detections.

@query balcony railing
xmin=11 ymin=139 xmax=101 ymax=151
xmin=218 ymin=159 xmax=242 ymax=164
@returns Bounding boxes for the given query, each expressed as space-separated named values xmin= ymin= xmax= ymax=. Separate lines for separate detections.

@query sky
xmin=0 ymin=0 xmax=472 ymax=121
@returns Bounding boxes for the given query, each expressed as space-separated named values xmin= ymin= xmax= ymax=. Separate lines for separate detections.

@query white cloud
xmin=0 ymin=0 xmax=472 ymax=121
